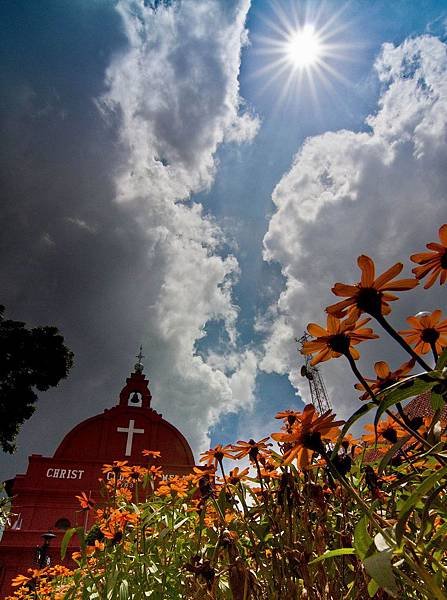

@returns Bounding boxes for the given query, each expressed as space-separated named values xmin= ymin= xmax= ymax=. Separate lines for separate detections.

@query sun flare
xmin=286 ymin=25 xmax=322 ymax=68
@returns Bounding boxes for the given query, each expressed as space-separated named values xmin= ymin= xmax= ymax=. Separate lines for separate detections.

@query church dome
xmin=53 ymin=364 xmax=194 ymax=467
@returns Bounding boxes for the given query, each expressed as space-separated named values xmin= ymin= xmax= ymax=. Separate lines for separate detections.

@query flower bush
xmin=8 ymin=225 xmax=447 ymax=599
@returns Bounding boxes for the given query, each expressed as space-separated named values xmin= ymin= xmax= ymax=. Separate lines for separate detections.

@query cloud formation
xmin=99 ymin=0 xmax=260 ymax=454
xmin=262 ymin=35 xmax=447 ymax=416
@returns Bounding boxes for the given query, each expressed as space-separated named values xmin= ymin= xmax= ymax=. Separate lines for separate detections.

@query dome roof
xmin=53 ymin=367 xmax=194 ymax=467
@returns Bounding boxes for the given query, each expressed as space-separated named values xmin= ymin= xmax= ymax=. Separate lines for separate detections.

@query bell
xmin=130 ymin=392 xmax=140 ymax=404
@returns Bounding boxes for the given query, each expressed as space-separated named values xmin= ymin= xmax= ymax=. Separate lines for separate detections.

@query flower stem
xmin=430 ymin=341 xmax=439 ymax=364
xmin=344 ymin=352 xmax=378 ymax=402
xmin=374 ymin=313 xmax=432 ymax=371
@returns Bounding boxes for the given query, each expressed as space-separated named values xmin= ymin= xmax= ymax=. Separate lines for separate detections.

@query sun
xmin=252 ymin=2 xmax=355 ymax=107
xmin=286 ymin=25 xmax=322 ymax=69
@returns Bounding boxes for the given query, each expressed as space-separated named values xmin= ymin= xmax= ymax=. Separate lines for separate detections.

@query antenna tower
xmin=298 ymin=333 xmax=332 ymax=413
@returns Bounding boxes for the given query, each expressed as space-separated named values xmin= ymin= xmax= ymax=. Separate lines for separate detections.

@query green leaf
xmin=374 ymin=374 xmax=436 ymax=427
xmin=396 ymin=465 xmax=447 ymax=544
xmin=119 ymin=580 xmax=129 ymax=600
xmin=436 ymin=347 xmax=447 ymax=370
xmin=367 ymin=578 xmax=379 ymax=597
xmin=331 ymin=402 xmax=376 ymax=458
xmin=354 ymin=516 xmax=373 ymax=560
xmin=308 ymin=547 xmax=355 ymax=564
xmin=60 ymin=527 xmax=77 ymax=561
xmin=430 ymin=393 xmax=445 ymax=411
xmin=378 ymin=435 xmax=411 ymax=475
xmin=173 ymin=517 xmax=189 ymax=530
xmin=363 ymin=551 xmax=398 ymax=596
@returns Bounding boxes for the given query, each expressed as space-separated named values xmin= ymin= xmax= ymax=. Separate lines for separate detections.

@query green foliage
xmin=0 ymin=482 xmax=12 ymax=534
xmin=0 ymin=304 xmax=74 ymax=452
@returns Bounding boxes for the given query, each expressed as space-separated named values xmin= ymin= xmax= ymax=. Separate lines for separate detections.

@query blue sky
xmin=1 ymin=0 xmax=447 ymax=478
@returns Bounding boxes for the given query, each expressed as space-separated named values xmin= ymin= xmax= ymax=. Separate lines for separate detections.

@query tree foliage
xmin=0 ymin=305 xmax=74 ymax=453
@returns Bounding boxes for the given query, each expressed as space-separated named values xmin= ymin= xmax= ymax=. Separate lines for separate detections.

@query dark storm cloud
xmin=0 ymin=1 xmax=161 ymax=478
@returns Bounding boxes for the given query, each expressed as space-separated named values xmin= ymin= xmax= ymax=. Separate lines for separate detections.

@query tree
xmin=0 ymin=305 xmax=74 ymax=453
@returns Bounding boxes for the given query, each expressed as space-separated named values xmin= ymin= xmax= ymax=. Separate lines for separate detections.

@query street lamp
xmin=35 ymin=530 xmax=56 ymax=568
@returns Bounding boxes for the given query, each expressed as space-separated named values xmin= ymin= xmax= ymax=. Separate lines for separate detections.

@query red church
xmin=0 ymin=353 xmax=195 ymax=597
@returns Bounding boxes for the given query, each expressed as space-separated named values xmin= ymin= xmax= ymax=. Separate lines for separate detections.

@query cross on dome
xmin=134 ymin=345 xmax=145 ymax=374
xmin=117 ymin=419 xmax=144 ymax=456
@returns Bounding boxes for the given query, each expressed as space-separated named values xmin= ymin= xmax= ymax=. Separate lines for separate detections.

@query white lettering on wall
xmin=46 ymin=468 xmax=84 ymax=480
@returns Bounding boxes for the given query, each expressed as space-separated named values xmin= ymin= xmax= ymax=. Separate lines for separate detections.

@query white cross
xmin=117 ymin=419 xmax=144 ymax=456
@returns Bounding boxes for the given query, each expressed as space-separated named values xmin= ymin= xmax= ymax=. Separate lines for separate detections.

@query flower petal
xmin=382 ymin=278 xmax=419 ymax=291
xmin=373 ymin=262 xmax=403 ymax=289
xmin=358 ymin=255 xmax=375 ymax=286
xmin=374 ymin=361 xmax=390 ymax=379
xmin=410 ymin=251 xmax=438 ymax=263
xmin=307 ymin=322 xmax=328 ymax=337
xmin=332 ymin=283 xmax=359 ymax=296
xmin=439 ymin=224 xmax=447 ymax=246
xmin=326 ymin=298 xmax=354 ymax=317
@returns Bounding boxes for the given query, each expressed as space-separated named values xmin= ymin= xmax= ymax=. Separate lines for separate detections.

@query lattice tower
xmin=298 ymin=333 xmax=332 ymax=413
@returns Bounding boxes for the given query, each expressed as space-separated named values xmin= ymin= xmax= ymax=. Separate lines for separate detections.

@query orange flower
xmin=200 ymin=444 xmax=234 ymax=467
xmin=411 ymin=224 xmax=447 ymax=288
xmin=155 ymin=475 xmax=190 ymax=498
xmin=116 ymin=487 xmax=132 ymax=501
xmin=302 ymin=314 xmax=378 ymax=366
xmin=362 ymin=415 xmax=406 ymax=445
xmin=75 ymin=491 xmax=95 ymax=511
xmin=126 ymin=465 xmax=146 ymax=482
xmin=142 ymin=449 xmax=161 ymax=458
xmin=191 ymin=464 xmax=216 ymax=484
xmin=271 ymin=404 xmax=343 ymax=468
xmin=148 ymin=465 xmax=163 ymax=479
xmin=227 ymin=466 xmax=250 ymax=485
xmin=231 ymin=437 xmax=272 ymax=462
xmin=326 ymin=255 xmax=418 ymax=319
xmin=274 ymin=410 xmax=302 ymax=429
xmin=354 ymin=358 xmax=415 ymax=400
xmin=102 ymin=461 xmax=128 ymax=477
xmin=399 ymin=310 xmax=447 ymax=356
xmin=100 ymin=508 xmax=138 ymax=540
xmin=11 ymin=572 xmax=33 ymax=587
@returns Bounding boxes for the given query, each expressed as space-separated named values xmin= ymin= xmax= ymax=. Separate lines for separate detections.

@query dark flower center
xmin=328 ymin=333 xmax=351 ymax=355
xmin=421 ymin=327 xmax=439 ymax=344
xmin=409 ymin=416 xmax=423 ymax=430
xmin=356 ymin=287 xmax=383 ymax=315
xmin=332 ymin=453 xmax=352 ymax=476
xmin=381 ymin=427 xmax=398 ymax=444
xmin=441 ymin=251 xmax=447 ymax=269
xmin=214 ymin=451 xmax=224 ymax=462
xmin=301 ymin=430 xmax=324 ymax=453
xmin=378 ymin=376 xmax=397 ymax=390
xmin=248 ymin=441 xmax=259 ymax=461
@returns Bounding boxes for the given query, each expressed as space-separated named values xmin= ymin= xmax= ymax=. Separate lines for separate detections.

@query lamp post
xmin=35 ymin=530 xmax=56 ymax=568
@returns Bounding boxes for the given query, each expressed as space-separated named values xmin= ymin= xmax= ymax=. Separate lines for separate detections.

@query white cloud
xmin=262 ymin=35 xmax=447 ymax=418
xmin=98 ymin=0 xmax=260 ymax=457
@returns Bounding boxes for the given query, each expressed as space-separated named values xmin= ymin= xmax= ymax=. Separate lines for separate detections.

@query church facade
xmin=0 ymin=356 xmax=195 ymax=597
